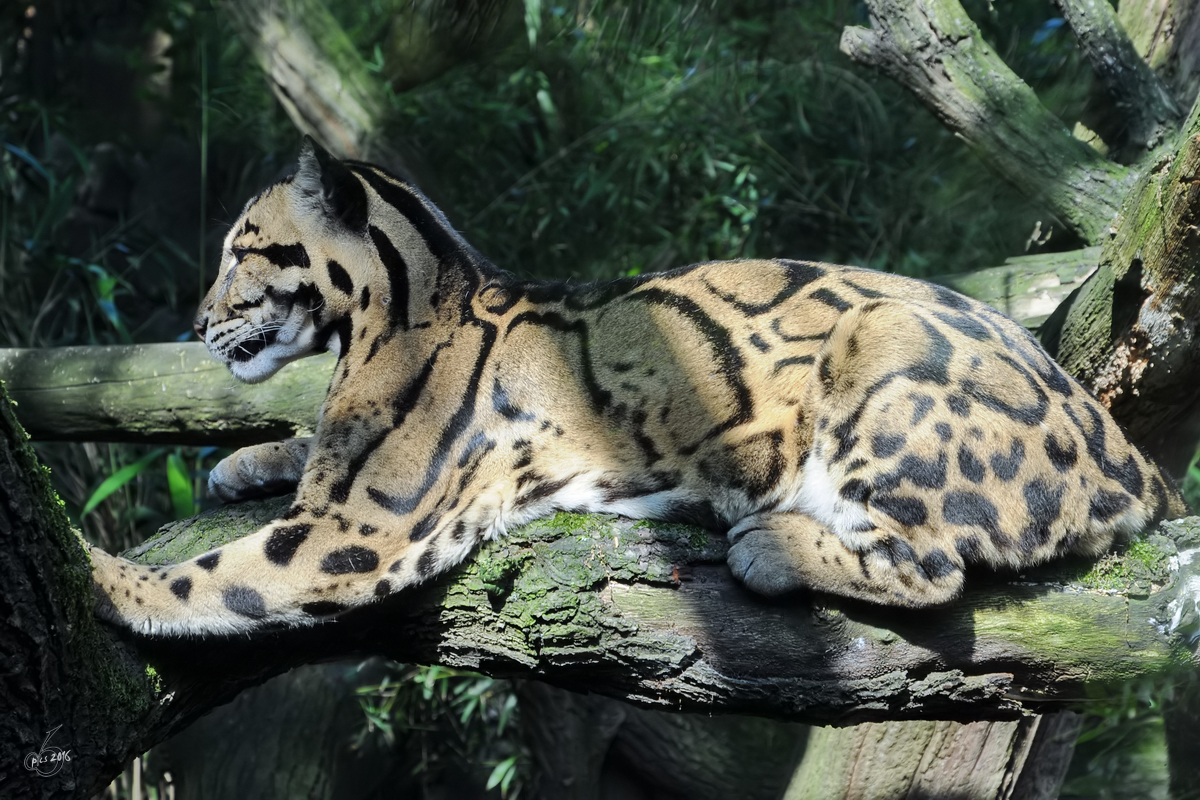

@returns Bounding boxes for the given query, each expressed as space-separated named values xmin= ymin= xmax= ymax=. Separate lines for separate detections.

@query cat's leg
xmin=726 ymin=511 xmax=965 ymax=607
xmin=208 ymin=437 xmax=313 ymax=502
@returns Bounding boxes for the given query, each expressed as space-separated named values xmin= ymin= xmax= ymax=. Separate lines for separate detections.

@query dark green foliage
xmin=387 ymin=0 xmax=1090 ymax=281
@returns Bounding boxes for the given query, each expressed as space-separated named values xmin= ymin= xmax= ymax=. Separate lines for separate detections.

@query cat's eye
xmin=230 ymin=246 xmax=249 ymax=265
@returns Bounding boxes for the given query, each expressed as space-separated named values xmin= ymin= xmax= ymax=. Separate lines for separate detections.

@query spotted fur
xmin=89 ymin=138 xmax=1186 ymax=635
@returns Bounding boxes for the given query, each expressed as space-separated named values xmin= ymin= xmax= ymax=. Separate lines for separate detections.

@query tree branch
xmin=1052 ymin=0 xmax=1181 ymax=162
xmin=0 ymin=345 xmax=333 ymax=446
xmin=103 ymin=497 xmax=1200 ymax=725
xmin=216 ymin=0 xmax=404 ymax=170
xmin=840 ymin=0 xmax=1131 ymax=243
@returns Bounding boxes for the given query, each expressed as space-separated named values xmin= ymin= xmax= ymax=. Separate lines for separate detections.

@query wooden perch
xmin=117 ymin=497 xmax=1200 ymax=724
xmin=840 ymin=0 xmax=1130 ymax=243
xmin=0 ymin=344 xmax=333 ymax=446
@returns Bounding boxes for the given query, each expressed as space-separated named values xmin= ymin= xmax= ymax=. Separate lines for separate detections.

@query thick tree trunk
xmin=1118 ymin=0 xmax=1200 ymax=110
xmin=1047 ymin=94 xmax=1200 ymax=472
xmin=0 ymin=387 xmax=161 ymax=799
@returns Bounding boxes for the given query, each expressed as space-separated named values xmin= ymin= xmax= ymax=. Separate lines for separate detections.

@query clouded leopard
xmin=89 ymin=138 xmax=1185 ymax=636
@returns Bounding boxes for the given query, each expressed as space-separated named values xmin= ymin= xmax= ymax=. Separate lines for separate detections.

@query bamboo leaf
xmin=81 ymin=449 xmax=165 ymax=517
xmin=166 ymin=452 xmax=195 ymax=519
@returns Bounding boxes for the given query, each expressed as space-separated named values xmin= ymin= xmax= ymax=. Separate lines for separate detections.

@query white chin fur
xmin=224 ymin=318 xmax=318 ymax=383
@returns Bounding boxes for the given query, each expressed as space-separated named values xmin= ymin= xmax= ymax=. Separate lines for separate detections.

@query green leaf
xmin=486 ymin=756 xmax=517 ymax=792
xmin=522 ymin=0 xmax=542 ymax=47
xmin=81 ymin=449 xmax=165 ymax=517
xmin=166 ymin=452 xmax=195 ymax=519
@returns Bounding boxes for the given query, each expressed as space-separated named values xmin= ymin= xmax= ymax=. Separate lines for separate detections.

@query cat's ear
xmin=296 ymin=135 xmax=369 ymax=232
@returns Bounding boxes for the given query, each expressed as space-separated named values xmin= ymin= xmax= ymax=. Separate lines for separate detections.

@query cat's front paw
xmin=209 ymin=437 xmax=312 ymax=502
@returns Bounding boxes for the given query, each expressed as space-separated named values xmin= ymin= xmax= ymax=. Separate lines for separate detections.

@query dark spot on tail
xmin=374 ymin=580 xmax=393 ymax=598
xmin=223 ymin=586 xmax=267 ymax=619
xmin=169 ymin=577 xmax=192 ymax=601
xmin=265 ymin=523 xmax=313 ymax=566
xmin=410 ymin=512 xmax=441 ymax=542
xmin=320 ymin=546 xmax=380 ymax=574
xmin=416 ymin=549 xmax=437 ymax=579
xmin=196 ymin=551 xmax=221 ymax=571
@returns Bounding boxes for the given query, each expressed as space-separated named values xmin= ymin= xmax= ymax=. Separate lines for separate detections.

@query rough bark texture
xmin=840 ymin=0 xmax=1131 ymax=244
xmin=784 ymin=713 xmax=1081 ymax=800
xmin=87 ymin=498 xmax=1200 ymax=722
xmin=0 ymin=385 xmax=161 ymax=800
xmin=1052 ymin=0 xmax=1181 ymax=163
xmin=1049 ymin=94 xmax=1200 ymax=472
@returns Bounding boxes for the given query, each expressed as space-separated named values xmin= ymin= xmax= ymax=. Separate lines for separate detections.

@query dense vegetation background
xmin=0 ymin=0 xmax=1189 ymax=797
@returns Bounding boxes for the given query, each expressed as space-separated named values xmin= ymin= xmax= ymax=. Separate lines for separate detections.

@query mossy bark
xmin=89 ymin=502 xmax=1200 ymax=722
xmin=1048 ymin=93 xmax=1200 ymax=472
xmin=1052 ymin=0 xmax=1181 ymax=162
xmin=0 ymin=382 xmax=160 ymax=799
